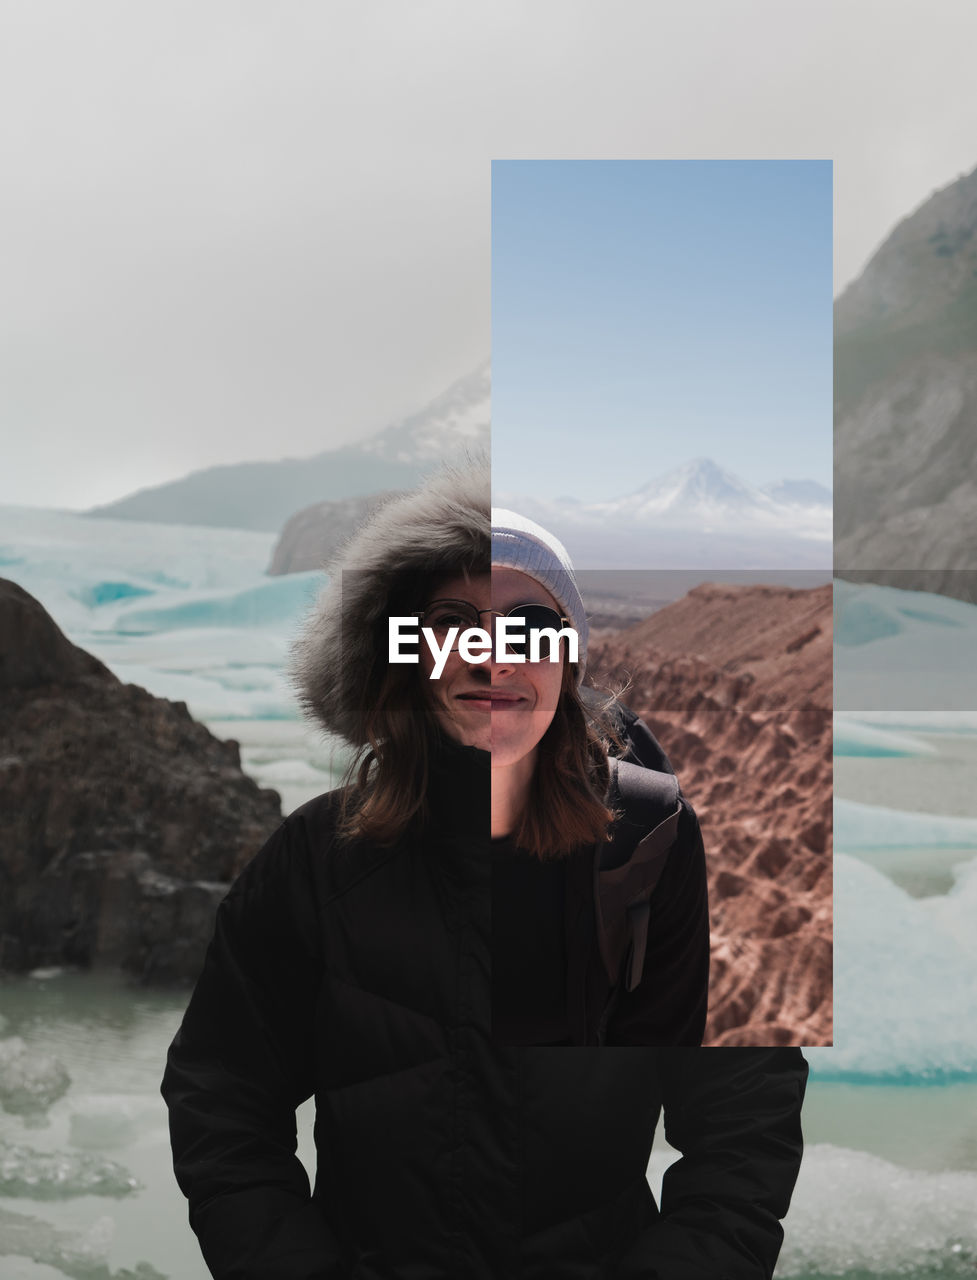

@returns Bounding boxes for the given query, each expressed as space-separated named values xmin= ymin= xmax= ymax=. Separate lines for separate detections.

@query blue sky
xmin=491 ymin=160 xmax=832 ymax=502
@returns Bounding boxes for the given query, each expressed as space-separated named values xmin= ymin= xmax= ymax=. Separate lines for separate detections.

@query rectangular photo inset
xmin=490 ymin=159 xmax=832 ymax=1047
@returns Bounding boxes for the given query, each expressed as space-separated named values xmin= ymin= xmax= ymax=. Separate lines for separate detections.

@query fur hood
xmin=289 ymin=456 xmax=489 ymax=746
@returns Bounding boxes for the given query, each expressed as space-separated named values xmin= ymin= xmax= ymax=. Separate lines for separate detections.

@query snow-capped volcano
xmin=588 ymin=458 xmax=831 ymax=533
xmin=611 ymin=458 xmax=780 ymax=526
xmin=498 ymin=458 xmax=832 ymax=569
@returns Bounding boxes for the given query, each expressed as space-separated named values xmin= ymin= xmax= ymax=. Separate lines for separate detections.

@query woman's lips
xmin=456 ymin=690 xmax=526 ymax=710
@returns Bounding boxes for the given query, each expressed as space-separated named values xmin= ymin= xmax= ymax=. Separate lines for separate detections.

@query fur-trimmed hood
xmin=289 ymin=456 xmax=489 ymax=746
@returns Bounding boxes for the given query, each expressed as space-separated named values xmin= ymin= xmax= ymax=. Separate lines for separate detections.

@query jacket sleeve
xmin=160 ymin=818 xmax=345 ymax=1280
xmin=606 ymin=800 xmax=710 ymax=1047
xmin=615 ymin=1047 xmax=808 ymax=1280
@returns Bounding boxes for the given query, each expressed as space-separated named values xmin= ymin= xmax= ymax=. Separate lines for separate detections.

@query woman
xmin=486 ymin=507 xmax=710 ymax=1046
xmin=162 ymin=460 xmax=807 ymax=1280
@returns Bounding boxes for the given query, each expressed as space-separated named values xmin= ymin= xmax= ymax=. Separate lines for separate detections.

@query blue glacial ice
xmin=835 ymin=579 xmax=977 ymax=709
xmin=835 ymin=798 xmax=977 ymax=849
xmin=835 ymin=578 xmax=975 ymax=647
xmin=834 ymin=714 xmax=936 ymax=757
xmin=807 ymin=854 xmax=977 ymax=1079
xmin=848 ymin=709 xmax=977 ymax=737
xmin=0 ymin=505 xmax=282 ymax=634
xmin=112 ymin=572 xmax=321 ymax=634
xmin=0 ymin=506 xmax=326 ymax=729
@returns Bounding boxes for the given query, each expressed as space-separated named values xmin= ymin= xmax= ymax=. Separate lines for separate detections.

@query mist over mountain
xmin=500 ymin=458 xmax=831 ymax=570
xmin=835 ymin=162 xmax=977 ymax=598
xmin=86 ymin=363 xmax=489 ymax=532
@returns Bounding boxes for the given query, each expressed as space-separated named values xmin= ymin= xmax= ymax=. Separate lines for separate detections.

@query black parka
xmin=162 ymin=745 xmax=807 ymax=1280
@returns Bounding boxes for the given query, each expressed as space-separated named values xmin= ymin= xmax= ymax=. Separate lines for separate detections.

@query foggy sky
xmin=3 ymin=0 xmax=977 ymax=509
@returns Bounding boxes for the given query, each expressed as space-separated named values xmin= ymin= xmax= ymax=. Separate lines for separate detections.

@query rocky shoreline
xmin=0 ymin=578 xmax=282 ymax=983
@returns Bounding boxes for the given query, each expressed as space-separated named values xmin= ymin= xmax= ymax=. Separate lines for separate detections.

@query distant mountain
xmin=359 ymin=360 xmax=489 ymax=464
xmin=85 ymin=364 xmax=489 ymax=532
xmin=834 ymin=162 xmax=977 ymax=592
xmin=500 ymin=459 xmax=831 ymax=569
xmin=599 ymin=459 xmax=830 ymax=530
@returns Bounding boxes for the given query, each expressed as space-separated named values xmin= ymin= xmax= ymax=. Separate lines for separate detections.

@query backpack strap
xmin=595 ymin=757 xmax=682 ymax=993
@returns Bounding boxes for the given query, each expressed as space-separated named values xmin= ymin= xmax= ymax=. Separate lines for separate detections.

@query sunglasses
xmin=413 ymin=599 xmax=572 ymax=661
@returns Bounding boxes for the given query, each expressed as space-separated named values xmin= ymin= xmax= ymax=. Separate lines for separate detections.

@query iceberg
xmin=834 ymin=714 xmax=935 ymax=757
xmin=0 ymin=1039 xmax=70 ymax=1116
xmin=807 ymin=855 xmax=977 ymax=1078
xmin=113 ymin=573 xmax=320 ymax=634
xmin=851 ymin=709 xmax=977 ymax=736
xmin=834 ymin=580 xmax=977 ymax=709
xmin=836 ymin=798 xmax=977 ymax=849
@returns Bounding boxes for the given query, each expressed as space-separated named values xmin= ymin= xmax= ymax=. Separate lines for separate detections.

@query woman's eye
xmin=427 ymin=611 xmax=468 ymax=630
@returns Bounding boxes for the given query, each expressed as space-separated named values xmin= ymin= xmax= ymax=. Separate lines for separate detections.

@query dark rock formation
xmin=835 ymin=163 xmax=977 ymax=591
xmin=588 ymin=582 xmax=833 ymax=1046
xmin=0 ymin=579 xmax=282 ymax=983
xmin=268 ymin=491 xmax=403 ymax=575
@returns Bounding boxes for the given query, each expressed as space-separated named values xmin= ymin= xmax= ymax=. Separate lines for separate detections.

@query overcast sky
xmin=3 ymin=0 xmax=977 ymax=510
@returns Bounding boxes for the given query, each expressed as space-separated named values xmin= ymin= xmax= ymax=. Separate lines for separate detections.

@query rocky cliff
xmin=588 ymin=582 xmax=833 ymax=1046
xmin=835 ymin=163 xmax=977 ymax=595
xmin=268 ymin=491 xmax=402 ymax=575
xmin=0 ymin=579 xmax=282 ymax=983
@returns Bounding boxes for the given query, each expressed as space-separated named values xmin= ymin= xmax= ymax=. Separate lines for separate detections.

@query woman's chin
xmin=438 ymin=718 xmax=491 ymax=753
xmin=488 ymin=736 xmax=540 ymax=772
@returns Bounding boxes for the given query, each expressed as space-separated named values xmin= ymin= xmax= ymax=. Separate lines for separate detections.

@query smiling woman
xmin=485 ymin=509 xmax=712 ymax=1047
xmin=161 ymin=459 xmax=806 ymax=1280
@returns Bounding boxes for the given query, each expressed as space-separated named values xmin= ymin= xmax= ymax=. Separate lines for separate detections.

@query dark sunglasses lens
xmin=506 ymin=605 xmax=564 ymax=660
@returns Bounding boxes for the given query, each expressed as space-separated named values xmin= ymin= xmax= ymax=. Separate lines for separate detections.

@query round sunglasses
xmin=412 ymin=599 xmax=572 ymax=661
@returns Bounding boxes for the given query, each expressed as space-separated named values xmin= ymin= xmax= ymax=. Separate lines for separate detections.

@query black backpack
xmin=595 ymin=757 xmax=683 ymax=995
xmin=579 ymin=689 xmax=686 ymax=997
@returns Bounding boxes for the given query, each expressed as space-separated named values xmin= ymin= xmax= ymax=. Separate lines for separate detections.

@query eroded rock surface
xmin=588 ymin=581 xmax=833 ymax=1046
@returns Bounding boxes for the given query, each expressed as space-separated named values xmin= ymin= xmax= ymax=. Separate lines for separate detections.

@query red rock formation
xmin=588 ymin=582 xmax=832 ymax=1046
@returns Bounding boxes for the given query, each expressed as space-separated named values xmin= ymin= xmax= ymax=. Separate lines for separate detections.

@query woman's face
xmin=416 ymin=569 xmax=566 ymax=767
xmin=418 ymin=571 xmax=493 ymax=751
xmin=489 ymin=568 xmax=565 ymax=772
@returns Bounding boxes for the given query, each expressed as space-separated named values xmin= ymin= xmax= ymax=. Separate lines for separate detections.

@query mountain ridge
xmin=834 ymin=160 xmax=977 ymax=588
xmin=85 ymin=364 xmax=489 ymax=533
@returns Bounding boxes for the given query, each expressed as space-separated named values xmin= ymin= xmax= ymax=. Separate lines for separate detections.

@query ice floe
xmin=0 ymin=1039 xmax=70 ymax=1116
xmin=0 ymin=1142 xmax=140 ymax=1198
xmin=778 ymin=1143 xmax=977 ymax=1276
xmin=807 ymin=855 xmax=977 ymax=1079
xmin=836 ymin=798 xmax=977 ymax=849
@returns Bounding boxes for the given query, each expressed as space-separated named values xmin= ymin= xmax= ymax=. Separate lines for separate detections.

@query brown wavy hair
xmin=337 ymin=568 xmax=461 ymax=845
xmin=507 ymin=660 xmax=617 ymax=859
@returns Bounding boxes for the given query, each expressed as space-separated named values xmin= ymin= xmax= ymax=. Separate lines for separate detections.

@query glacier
xmin=807 ymin=854 xmax=977 ymax=1079
xmin=835 ymin=798 xmax=977 ymax=849
xmin=835 ymin=578 xmax=977 ymax=708
xmin=834 ymin=714 xmax=936 ymax=757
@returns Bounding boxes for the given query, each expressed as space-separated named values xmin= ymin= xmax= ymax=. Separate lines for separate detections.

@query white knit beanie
xmin=490 ymin=508 xmax=589 ymax=680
